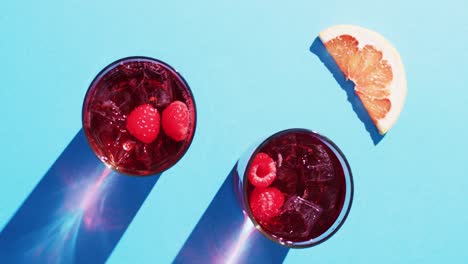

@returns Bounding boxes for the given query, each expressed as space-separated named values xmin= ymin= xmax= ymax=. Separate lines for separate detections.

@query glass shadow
xmin=173 ymin=166 xmax=289 ymax=264
xmin=0 ymin=129 xmax=159 ymax=264
xmin=310 ymin=37 xmax=385 ymax=145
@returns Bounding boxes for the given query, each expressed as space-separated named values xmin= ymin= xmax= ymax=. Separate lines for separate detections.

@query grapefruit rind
xmin=319 ymin=24 xmax=406 ymax=134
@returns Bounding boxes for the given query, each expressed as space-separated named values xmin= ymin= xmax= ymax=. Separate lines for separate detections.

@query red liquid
xmin=246 ymin=131 xmax=347 ymax=242
xmin=82 ymin=57 xmax=196 ymax=175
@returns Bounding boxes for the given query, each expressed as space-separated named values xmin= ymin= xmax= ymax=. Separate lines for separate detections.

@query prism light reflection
xmin=224 ymin=215 xmax=256 ymax=264
xmin=26 ymin=166 xmax=114 ymax=263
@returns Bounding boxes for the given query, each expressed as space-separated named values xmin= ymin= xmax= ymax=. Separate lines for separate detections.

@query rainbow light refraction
xmin=24 ymin=166 xmax=115 ymax=263
xmin=223 ymin=214 xmax=256 ymax=264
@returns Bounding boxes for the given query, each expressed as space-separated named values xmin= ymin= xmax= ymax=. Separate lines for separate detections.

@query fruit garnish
xmin=319 ymin=24 xmax=407 ymax=134
xmin=248 ymin=152 xmax=277 ymax=188
xmin=162 ymin=101 xmax=190 ymax=142
xmin=249 ymin=187 xmax=285 ymax=224
xmin=126 ymin=104 xmax=161 ymax=144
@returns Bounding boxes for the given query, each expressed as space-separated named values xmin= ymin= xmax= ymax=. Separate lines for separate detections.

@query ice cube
xmin=267 ymin=142 xmax=297 ymax=169
xmin=144 ymin=62 xmax=167 ymax=83
xmin=110 ymin=77 xmax=130 ymax=93
xmin=150 ymin=88 xmax=172 ymax=109
xmin=273 ymin=166 xmax=299 ymax=195
xmin=120 ymin=62 xmax=141 ymax=76
xmin=302 ymin=185 xmax=322 ymax=204
xmin=112 ymin=141 xmax=134 ymax=165
xmin=160 ymin=76 xmax=175 ymax=100
xmin=91 ymin=100 xmax=126 ymax=126
xmin=122 ymin=140 xmax=136 ymax=152
xmin=130 ymin=76 xmax=151 ymax=105
xmin=267 ymin=195 xmax=323 ymax=239
xmin=267 ymin=211 xmax=307 ymax=239
xmin=153 ymin=132 xmax=180 ymax=160
xmin=302 ymin=164 xmax=335 ymax=184
xmin=283 ymin=195 xmax=322 ymax=229
xmin=134 ymin=144 xmax=153 ymax=168
xmin=303 ymin=185 xmax=340 ymax=212
xmin=298 ymin=144 xmax=331 ymax=166
xmin=110 ymin=90 xmax=133 ymax=115
xmin=263 ymin=133 xmax=299 ymax=169
xmin=298 ymin=145 xmax=334 ymax=184
xmin=278 ymin=133 xmax=298 ymax=145
xmin=313 ymin=144 xmax=332 ymax=164
xmin=128 ymin=74 xmax=145 ymax=89
xmin=321 ymin=186 xmax=339 ymax=211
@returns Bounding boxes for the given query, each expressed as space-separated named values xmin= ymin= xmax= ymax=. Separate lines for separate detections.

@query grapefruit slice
xmin=319 ymin=25 xmax=406 ymax=135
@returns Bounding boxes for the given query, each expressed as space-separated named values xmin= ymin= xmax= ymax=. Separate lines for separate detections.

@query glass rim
xmin=241 ymin=128 xmax=354 ymax=248
xmin=81 ymin=56 xmax=197 ymax=176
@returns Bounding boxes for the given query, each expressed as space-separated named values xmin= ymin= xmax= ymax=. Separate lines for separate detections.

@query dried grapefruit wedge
xmin=319 ymin=25 xmax=406 ymax=135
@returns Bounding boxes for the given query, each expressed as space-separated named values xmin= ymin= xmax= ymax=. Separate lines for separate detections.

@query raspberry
xmin=162 ymin=101 xmax=190 ymax=142
xmin=248 ymin=153 xmax=277 ymax=188
xmin=249 ymin=187 xmax=285 ymax=224
xmin=126 ymin=104 xmax=161 ymax=144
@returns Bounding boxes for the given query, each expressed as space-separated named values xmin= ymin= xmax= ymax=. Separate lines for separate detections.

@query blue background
xmin=1 ymin=0 xmax=467 ymax=263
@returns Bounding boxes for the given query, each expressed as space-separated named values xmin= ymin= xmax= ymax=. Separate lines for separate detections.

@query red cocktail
xmin=82 ymin=57 xmax=196 ymax=176
xmin=237 ymin=129 xmax=352 ymax=247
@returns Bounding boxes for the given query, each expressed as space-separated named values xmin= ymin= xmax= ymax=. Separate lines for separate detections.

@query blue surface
xmin=1 ymin=0 xmax=467 ymax=263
